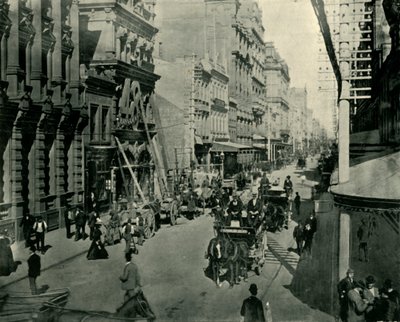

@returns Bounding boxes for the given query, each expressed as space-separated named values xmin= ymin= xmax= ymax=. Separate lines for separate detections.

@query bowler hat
xmin=347 ymin=268 xmax=354 ymax=274
xmin=249 ymin=283 xmax=258 ymax=294
xmin=366 ymin=275 xmax=376 ymax=284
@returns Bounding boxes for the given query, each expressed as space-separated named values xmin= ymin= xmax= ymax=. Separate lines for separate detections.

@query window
xmin=101 ymin=107 xmax=109 ymax=141
xmin=90 ymin=104 xmax=99 ymax=141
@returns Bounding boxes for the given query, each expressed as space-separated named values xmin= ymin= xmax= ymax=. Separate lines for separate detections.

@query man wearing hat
xmin=347 ymin=280 xmax=370 ymax=322
xmin=227 ymin=191 xmax=243 ymax=226
xmin=27 ymin=246 xmax=41 ymax=295
xmin=362 ymin=275 xmax=379 ymax=322
xmin=338 ymin=268 xmax=355 ymax=322
xmin=247 ymin=191 xmax=262 ymax=228
xmin=240 ymin=283 xmax=266 ymax=322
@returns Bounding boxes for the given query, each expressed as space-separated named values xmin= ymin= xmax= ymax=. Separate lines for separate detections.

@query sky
xmin=260 ymin=0 xmax=334 ymax=134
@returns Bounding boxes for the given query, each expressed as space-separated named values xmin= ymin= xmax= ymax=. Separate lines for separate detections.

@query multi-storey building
xmin=265 ymin=42 xmax=291 ymax=161
xmin=0 ymin=0 xmax=163 ymax=238
xmin=79 ymin=0 xmax=160 ymax=208
xmin=154 ymin=55 xmax=229 ymax=166
xmin=0 ymin=0 xmax=87 ymax=238
xmin=288 ymin=87 xmax=308 ymax=155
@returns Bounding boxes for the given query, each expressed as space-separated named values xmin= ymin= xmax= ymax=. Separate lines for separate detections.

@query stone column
xmin=69 ymin=0 xmax=80 ymax=107
xmin=1 ymin=32 xmax=9 ymax=81
xmin=52 ymin=0 xmax=63 ymax=104
xmin=30 ymin=0 xmax=43 ymax=100
xmin=339 ymin=3 xmax=350 ymax=184
xmin=6 ymin=1 xmax=19 ymax=97
xmin=338 ymin=210 xmax=351 ymax=279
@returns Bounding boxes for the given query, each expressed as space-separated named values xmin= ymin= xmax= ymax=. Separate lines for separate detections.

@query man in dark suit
xmin=247 ymin=192 xmax=263 ymax=228
xmin=27 ymin=246 xmax=41 ymax=295
xmin=19 ymin=212 xmax=35 ymax=247
xmin=227 ymin=191 xmax=243 ymax=226
xmin=64 ymin=204 xmax=74 ymax=239
xmin=75 ymin=207 xmax=86 ymax=241
xmin=240 ymin=283 xmax=266 ymax=322
xmin=119 ymin=252 xmax=142 ymax=302
xmin=337 ymin=268 xmax=355 ymax=322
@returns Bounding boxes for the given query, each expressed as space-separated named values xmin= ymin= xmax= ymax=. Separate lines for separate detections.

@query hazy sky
xmin=260 ymin=0 xmax=333 ymax=131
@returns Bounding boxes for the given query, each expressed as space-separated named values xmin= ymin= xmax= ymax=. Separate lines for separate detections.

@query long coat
xmin=28 ymin=253 xmax=41 ymax=278
xmin=347 ymin=289 xmax=368 ymax=322
xmin=240 ymin=295 xmax=266 ymax=322
xmin=120 ymin=261 xmax=141 ymax=292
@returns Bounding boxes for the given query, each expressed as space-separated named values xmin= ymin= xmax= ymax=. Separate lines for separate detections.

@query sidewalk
xmin=0 ymin=226 xmax=92 ymax=290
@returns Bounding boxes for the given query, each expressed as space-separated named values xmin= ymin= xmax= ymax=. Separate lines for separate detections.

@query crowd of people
xmin=338 ymin=268 xmax=400 ymax=322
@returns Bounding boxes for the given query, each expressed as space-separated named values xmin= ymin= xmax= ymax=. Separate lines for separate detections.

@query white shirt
xmin=34 ymin=221 xmax=47 ymax=233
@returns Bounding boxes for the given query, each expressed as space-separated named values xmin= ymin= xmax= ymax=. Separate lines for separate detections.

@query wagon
xmin=261 ymin=187 xmax=290 ymax=232
xmin=0 ymin=288 xmax=70 ymax=322
xmin=216 ymin=221 xmax=269 ymax=275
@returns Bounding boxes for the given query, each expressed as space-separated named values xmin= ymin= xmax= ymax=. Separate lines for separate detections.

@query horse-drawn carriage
xmin=0 ymin=288 xmax=70 ymax=322
xmin=261 ymin=186 xmax=290 ymax=232
xmin=205 ymin=218 xmax=268 ymax=288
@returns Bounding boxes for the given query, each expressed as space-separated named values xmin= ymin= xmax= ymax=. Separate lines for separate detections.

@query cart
xmin=0 ymin=288 xmax=70 ymax=322
xmin=261 ymin=186 xmax=290 ymax=232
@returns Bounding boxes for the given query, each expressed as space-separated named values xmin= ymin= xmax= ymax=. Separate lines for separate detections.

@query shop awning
xmin=210 ymin=141 xmax=252 ymax=153
xmin=253 ymin=143 xmax=267 ymax=149
xmin=253 ymin=134 xmax=266 ymax=140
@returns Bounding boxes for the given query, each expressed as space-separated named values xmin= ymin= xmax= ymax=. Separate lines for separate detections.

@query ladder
xmin=137 ymin=94 xmax=169 ymax=198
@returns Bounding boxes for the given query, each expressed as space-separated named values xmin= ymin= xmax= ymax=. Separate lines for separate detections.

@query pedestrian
xmin=119 ymin=251 xmax=142 ymax=303
xmin=122 ymin=218 xmax=135 ymax=254
xmin=64 ymin=204 xmax=75 ymax=239
xmin=337 ymin=268 xmax=355 ymax=322
xmin=33 ymin=216 xmax=47 ymax=254
xmin=294 ymin=192 xmax=301 ymax=216
xmin=293 ymin=222 xmax=304 ymax=255
xmin=88 ymin=211 xmax=98 ymax=240
xmin=27 ymin=246 xmax=41 ymax=295
xmin=379 ymin=279 xmax=400 ymax=321
xmin=87 ymin=218 xmax=108 ymax=260
xmin=347 ymin=280 xmax=370 ymax=322
xmin=75 ymin=206 xmax=87 ymax=241
xmin=302 ymin=224 xmax=314 ymax=256
xmin=357 ymin=219 xmax=370 ymax=262
xmin=135 ymin=212 xmax=145 ymax=246
xmin=301 ymin=174 xmax=306 ymax=186
xmin=240 ymin=283 xmax=266 ymax=322
xmin=363 ymin=275 xmax=379 ymax=322
xmin=259 ymin=172 xmax=270 ymax=196
xmin=305 ymin=212 xmax=317 ymax=235
xmin=19 ymin=212 xmax=35 ymax=248
xmin=283 ymin=175 xmax=293 ymax=197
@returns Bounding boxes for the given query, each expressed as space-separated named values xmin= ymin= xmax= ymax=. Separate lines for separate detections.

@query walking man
xmin=135 ymin=212 xmax=145 ymax=246
xmin=64 ymin=204 xmax=74 ymax=239
xmin=119 ymin=252 xmax=142 ymax=303
xmin=293 ymin=222 xmax=304 ymax=255
xmin=19 ymin=212 xmax=35 ymax=248
xmin=240 ymin=283 xmax=266 ymax=322
xmin=122 ymin=218 xmax=134 ymax=253
xmin=33 ymin=216 xmax=47 ymax=254
xmin=27 ymin=246 xmax=41 ymax=295
xmin=294 ymin=192 xmax=301 ymax=216
xmin=337 ymin=268 xmax=355 ymax=322
xmin=75 ymin=207 xmax=86 ymax=241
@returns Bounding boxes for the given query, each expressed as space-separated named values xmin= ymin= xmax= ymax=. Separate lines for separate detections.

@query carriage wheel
xmin=169 ymin=201 xmax=178 ymax=226
xmin=144 ymin=210 xmax=155 ymax=239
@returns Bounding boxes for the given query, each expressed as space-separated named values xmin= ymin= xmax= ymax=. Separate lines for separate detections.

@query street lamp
xmin=220 ymin=151 xmax=225 ymax=179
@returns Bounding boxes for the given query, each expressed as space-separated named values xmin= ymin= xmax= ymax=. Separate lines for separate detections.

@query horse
xmin=231 ymin=240 xmax=250 ymax=283
xmin=205 ymin=236 xmax=236 ymax=287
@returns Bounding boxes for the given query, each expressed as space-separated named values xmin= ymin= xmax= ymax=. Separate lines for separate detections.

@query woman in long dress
xmin=87 ymin=220 xmax=109 ymax=260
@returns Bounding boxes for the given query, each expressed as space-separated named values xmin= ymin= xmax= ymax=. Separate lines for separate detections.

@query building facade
xmin=0 ymin=0 xmax=87 ymax=239
xmin=0 ymin=0 xmax=162 ymax=240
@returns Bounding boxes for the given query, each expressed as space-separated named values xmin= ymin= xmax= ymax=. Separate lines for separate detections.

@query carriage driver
xmin=227 ymin=191 xmax=243 ymax=226
xmin=247 ymin=191 xmax=263 ymax=228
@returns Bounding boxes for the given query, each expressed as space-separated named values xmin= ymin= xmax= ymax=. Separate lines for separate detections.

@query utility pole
xmin=267 ymin=105 xmax=271 ymax=162
xmin=190 ymin=53 xmax=196 ymax=163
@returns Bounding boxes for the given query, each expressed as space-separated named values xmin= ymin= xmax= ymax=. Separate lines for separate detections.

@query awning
xmin=253 ymin=143 xmax=267 ymax=149
xmin=210 ymin=141 xmax=252 ymax=153
xmin=253 ymin=134 xmax=266 ymax=140
xmin=194 ymin=135 xmax=203 ymax=145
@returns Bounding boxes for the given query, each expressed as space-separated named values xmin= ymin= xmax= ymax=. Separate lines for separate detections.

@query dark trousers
xmin=75 ymin=224 xmax=86 ymax=240
xmin=296 ymin=238 xmax=303 ymax=254
xmin=65 ymin=218 xmax=71 ymax=238
xmin=295 ymin=204 xmax=300 ymax=215
xmin=23 ymin=227 xmax=32 ymax=247
xmin=35 ymin=232 xmax=45 ymax=251
xmin=29 ymin=276 xmax=38 ymax=295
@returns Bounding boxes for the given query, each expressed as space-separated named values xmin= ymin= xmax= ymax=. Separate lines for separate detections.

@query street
xmin=3 ymin=160 xmax=334 ymax=321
